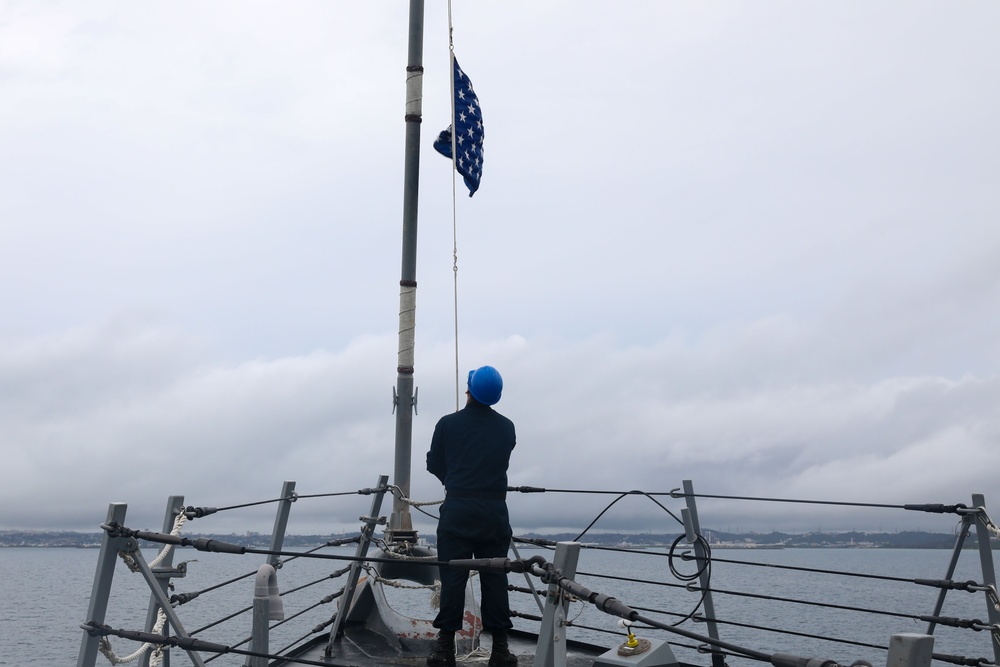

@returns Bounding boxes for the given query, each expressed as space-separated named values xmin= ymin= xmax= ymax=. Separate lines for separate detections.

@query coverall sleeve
xmin=426 ymin=420 xmax=447 ymax=484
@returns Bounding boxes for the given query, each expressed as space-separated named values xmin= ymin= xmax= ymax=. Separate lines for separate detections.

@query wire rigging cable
xmin=447 ymin=0 xmax=462 ymax=411
xmin=90 ymin=481 xmax=999 ymax=667
xmin=182 ymin=488 xmax=377 ymax=519
xmin=512 ymin=485 xmax=977 ymax=515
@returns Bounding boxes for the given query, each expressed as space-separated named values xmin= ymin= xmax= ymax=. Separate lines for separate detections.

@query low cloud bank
xmin=2 ymin=320 xmax=994 ymax=537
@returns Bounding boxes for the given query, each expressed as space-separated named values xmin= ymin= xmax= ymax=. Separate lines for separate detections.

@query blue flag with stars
xmin=433 ymin=55 xmax=484 ymax=197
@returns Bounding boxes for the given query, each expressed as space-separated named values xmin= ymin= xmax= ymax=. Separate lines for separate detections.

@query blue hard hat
xmin=467 ymin=365 xmax=503 ymax=406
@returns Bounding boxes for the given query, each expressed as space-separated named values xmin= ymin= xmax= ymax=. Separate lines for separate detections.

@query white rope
xmin=458 ymin=645 xmax=490 ymax=663
xmin=389 ymin=484 xmax=444 ymax=508
xmin=149 ymin=511 xmax=187 ymax=568
xmin=402 ymin=495 xmax=444 ymax=509
xmin=379 ymin=547 xmax=438 ymax=563
xmin=116 ymin=510 xmax=187 ymax=572
xmin=105 ymin=511 xmax=184 ymax=665
xmin=117 ymin=550 xmax=140 ymax=573
xmin=373 ymin=573 xmax=440 ymax=591
xmin=978 ymin=509 xmax=1000 ymax=539
xmin=98 ymin=607 xmax=167 ymax=665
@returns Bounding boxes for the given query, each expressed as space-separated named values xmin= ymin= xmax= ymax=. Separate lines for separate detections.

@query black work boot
xmin=427 ymin=630 xmax=456 ymax=667
xmin=488 ymin=629 xmax=518 ymax=667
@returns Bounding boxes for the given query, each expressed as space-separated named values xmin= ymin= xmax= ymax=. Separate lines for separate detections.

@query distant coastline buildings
xmin=0 ymin=529 xmax=984 ymax=549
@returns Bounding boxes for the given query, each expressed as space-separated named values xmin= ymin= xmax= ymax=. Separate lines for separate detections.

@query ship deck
xmin=278 ymin=626 xmax=612 ymax=667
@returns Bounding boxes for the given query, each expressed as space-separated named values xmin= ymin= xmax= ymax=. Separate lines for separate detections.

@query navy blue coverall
xmin=426 ymin=400 xmax=516 ymax=633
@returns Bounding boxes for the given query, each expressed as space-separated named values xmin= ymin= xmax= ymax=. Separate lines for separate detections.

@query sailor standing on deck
xmin=426 ymin=365 xmax=518 ymax=667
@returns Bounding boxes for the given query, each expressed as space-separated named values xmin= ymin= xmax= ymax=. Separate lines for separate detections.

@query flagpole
xmin=387 ymin=0 xmax=425 ymax=545
xmin=447 ymin=1 xmax=462 ymax=412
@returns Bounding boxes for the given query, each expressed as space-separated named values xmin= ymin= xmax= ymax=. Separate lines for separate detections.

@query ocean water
xmin=2 ymin=545 xmax=997 ymax=666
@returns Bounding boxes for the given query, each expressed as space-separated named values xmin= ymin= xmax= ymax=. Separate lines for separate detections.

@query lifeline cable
xmin=100 ymin=522 xmax=453 ymax=567
xmin=561 ymin=487 xmax=710 ymax=628
xmin=572 ymin=490 xmax=684 ymax=542
xmin=672 ymin=549 xmax=992 ymax=591
xmin=81 ymin=622 xmax=347 ymax=667
xmin=183 ymin=488 xmax=375 ymax=519
xmin=207 ymin=595 xmax=344 ymax=664
xmin=191 ymin=585 xmax=345 ymax=640
xmin=511 ymin=485 xmax=976 ymax=515
xmin=173 ymin=547 xmax=349 ymax=606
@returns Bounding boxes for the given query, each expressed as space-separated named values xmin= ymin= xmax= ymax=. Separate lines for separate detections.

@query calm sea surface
xmin=2 ymin=545 xmax=997 ymax=666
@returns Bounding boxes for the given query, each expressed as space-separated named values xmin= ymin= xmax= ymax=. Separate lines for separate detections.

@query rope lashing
xmin=377 ymin=541 xmax=439 ymax=562
xmin=117 ymin=549 xmax=141 ymax=573
xmin=149 ymin=510 xmax=187 ymax=568
xmin=388 ymin=484 xmax=444 ymax=508
xmin=372 ymin=571 xmax=441 ymax=591
xmin=381 ymin=484 xmax=442 ymax=521
xmin=977 ymin=507 xmax=1000 ymax=538
xmin=97 ymin=607 xmax=167 ymax=665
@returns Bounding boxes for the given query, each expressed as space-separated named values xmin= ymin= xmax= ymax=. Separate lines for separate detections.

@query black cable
xmin=688 ymin=614 xmax=993 ymax=667
xmin=385 ymin=484 xmax=442 ymax=521
xmin=679 ymin=551 xmax=935 ymax=586
xmin=679 ymin=491 xmax=902 ymax=508
xmin=688 ymin=582 xmax=921 ymax=620
xmin=410 ymin=505 xmax=441 ymax=521
xmin=697 ymin=610 xmax=887 ymax=652
xmin=279 ymin=567 xmax=352 ymax=597
xmin=275 ymin=539 xmax=360 ymax=568
xmin=184 ymin=566 xmax=365 ymax=635
xmin=185 ymin=487 xmax=386 ymax=519
xmin=513 ymin=485 xmax=893 ymax=509
xmin=579 ymin=543 xmax=670 ymax=556
xmin=514 ymin=485 xmax=974 ymax=516
xmin=561 ymin=490 xmax=710 ymax=631
xmin=511 ymin=486 xmax=677 ymax=496
xmin=171 ymin=568 xmax=257 ymax=605
xmin=572 ymin=490 xmax=684 ymax=542
xmin=295 ymin=490 xmax=377 ymax=499
xmin=666 ymin=490 xmax=967 ymax=513
xmin=512 ymin=536 xmax=557 ymax=549
xmin=189 ymin=605 xmax=252 ymax=635
xmin=630 ymin=611 xmax=773 ymax=662
xmin=172 ymin=541 xmax=351 ymax=606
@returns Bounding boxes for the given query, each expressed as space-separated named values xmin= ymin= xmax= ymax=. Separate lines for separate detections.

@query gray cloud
xmin=1 ymin=2 xmax=998 ymax=540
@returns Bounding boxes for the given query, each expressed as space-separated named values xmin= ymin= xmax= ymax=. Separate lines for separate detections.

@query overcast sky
xmin=1 ymin=2 xmax=998 ymax=539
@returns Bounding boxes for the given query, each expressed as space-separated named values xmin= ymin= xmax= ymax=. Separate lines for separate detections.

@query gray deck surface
xmin=277 ymin=626 xmax=613 ymax=667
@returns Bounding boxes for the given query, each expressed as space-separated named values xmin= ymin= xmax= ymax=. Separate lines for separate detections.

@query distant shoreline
xmin=0 ymin=529 xmax=989 ymax=550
